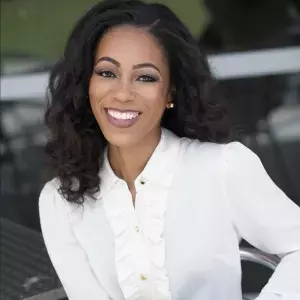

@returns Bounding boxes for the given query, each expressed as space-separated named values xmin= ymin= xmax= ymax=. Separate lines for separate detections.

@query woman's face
xmin=89 ymin=25 xmax=171 ymax=147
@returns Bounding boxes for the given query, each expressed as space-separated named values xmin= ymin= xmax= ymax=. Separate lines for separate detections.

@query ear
xmin=166 ymin=91 xmax=172 ymax=106
xmin=166 ymin=85 xmax=175 ymax=105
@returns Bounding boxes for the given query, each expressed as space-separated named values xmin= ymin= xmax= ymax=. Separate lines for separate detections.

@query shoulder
xmin=39 ymin=178 xmax=87 ymax=225
xmin=221 ymin=141 xmax=262 ymax=172
xmin=39 ymin=178 xmax=71 ymax=221
xmin=39 ymin=178 xmax=61 ymax=204
xmin=179 ymin=137 xmax=259 ymax=170
xmin=39 ymin=178 xmax=62 ymax=202
xmin=180 ymin=137 xmax=223 ymax=157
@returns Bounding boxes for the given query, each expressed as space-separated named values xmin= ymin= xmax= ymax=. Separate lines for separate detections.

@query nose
xmin=113 ymin=81 xmax=133 ymax=103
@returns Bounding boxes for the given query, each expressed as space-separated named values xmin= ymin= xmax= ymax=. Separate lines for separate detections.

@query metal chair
xmin=23 ymin=247 xmax=280 ymax=300
xmin=240 ymin=247 xmax=280 ymax=300
xmin=11 ymin=240 xmax=279 ymax=300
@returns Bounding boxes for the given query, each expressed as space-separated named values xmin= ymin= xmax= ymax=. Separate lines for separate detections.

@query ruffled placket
xmin=103 ymin=179 xmax=172 ymax=300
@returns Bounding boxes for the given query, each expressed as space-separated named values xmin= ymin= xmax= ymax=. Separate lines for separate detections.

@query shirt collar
xmin=97 ymin=128 xmax=181 ymax=199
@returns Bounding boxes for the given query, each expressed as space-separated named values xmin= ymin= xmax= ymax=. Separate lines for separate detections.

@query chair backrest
xmin=240 ymin=247 xmax=280 ymax=300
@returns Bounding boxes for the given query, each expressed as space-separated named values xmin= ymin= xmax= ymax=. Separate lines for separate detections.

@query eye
xmin=137 ymin=75 xmax=158 ymax=82
xmin=95 ymin=70 xmax=116 ymax=78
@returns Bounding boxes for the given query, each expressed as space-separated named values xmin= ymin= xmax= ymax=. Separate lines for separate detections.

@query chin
xmin=104 ymin=130 xmax=141 ymax=148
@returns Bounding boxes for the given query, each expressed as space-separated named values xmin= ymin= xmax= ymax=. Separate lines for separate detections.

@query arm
xmin=39 ymin=180 xmax=110 ymax=300
xmin=223 ymin=142 xmax=300 ymax=300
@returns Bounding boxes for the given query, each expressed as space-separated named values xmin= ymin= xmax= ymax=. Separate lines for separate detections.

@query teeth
xmin=107 ymin=109 xmax=139 ymax=120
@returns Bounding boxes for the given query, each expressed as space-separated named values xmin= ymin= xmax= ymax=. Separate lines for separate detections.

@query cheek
xmin=136 ymin=84 xmax=168 ymax=111
xmin=89 ymin=76 xmax=112 ymax=105
xmin=89 ymin=79 xmax=106 ymax=123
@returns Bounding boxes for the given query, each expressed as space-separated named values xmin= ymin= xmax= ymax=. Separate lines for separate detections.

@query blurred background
xmin=1 ymin=0 xmax=300 ymax=299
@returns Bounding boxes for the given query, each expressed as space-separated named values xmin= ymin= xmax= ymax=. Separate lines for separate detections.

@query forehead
xmin=94 ymin=25 xmax=167 ymax=67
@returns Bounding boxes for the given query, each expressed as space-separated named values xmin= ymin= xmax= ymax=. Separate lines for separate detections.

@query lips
xmin=105 ymin=108 xmax=141 ymax=128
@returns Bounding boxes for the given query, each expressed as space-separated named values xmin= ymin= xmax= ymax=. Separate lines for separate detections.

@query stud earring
xmin=166 ymin=102 xmax=174 ymax=109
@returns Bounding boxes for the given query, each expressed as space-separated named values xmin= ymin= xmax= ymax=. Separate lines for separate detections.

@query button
xmin=140 ymin=177 xmax=146 ymax=185
xmin=140 ymin=274 xmax=147 ymax=281
xmin=135 ymin=226 xmax=140 ymax=233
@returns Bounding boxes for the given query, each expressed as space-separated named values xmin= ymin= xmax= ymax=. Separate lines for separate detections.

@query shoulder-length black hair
xmin=45 ymin=0 xmax=232 ymax=204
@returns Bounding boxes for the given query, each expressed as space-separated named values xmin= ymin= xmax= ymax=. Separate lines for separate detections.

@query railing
xmin=1 ymin=46 xmax=300 ymax=101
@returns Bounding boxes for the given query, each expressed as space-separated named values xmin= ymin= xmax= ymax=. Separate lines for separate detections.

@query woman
xmin=39 ymin=0 xmax=300 ymax=299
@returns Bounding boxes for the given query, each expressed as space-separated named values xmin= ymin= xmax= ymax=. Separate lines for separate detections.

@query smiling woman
xmin=39 ymin=1 xmax=300 ymax=300
xmin=45 ymin=0 xmax=230 ymax=204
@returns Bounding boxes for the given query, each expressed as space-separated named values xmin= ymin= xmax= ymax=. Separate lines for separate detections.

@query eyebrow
xmin=133 ymin=63 xmax=160 ymax=74
xmin=95 ymin=57 xmax=161 ymax=74
xmin=95 ymin=56 xmax=120 ymax=67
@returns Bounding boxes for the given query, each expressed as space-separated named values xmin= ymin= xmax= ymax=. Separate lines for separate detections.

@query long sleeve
xmin=223 ymin=142 xmax=300 ymax=300
xmin=39 ymin=180 xmax=110 ymax=300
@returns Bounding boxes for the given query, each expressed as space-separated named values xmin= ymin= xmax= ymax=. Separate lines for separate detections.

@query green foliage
xmin=1 ymin=0 xmax=206 ymax=60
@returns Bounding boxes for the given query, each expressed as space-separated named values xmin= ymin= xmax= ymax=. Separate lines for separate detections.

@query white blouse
xmin=39 ymin=129 xmax=300 ymax=300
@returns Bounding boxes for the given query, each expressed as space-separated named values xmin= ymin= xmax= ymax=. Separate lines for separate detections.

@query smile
xmin=105 ymin=108 xmax=141 ymax=128
xmin=107 ymin=109 xmax=140 ymax=120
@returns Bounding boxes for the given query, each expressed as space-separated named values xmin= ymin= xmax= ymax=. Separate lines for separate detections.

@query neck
xmin=108 ymin=128 xmax=161 ymax=186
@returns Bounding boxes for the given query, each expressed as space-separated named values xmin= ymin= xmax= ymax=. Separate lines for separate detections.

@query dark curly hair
xmin=45 ymin=0 xmax=232 ymax=204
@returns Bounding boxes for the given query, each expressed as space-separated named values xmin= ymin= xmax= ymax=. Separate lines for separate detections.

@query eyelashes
xmin=95 ymin=70 xmax=116 ymax=78
xmin=138 ymin=75 xmax=158 ymax=82
xmin=94 ymin=70 xmax=159 ymax=83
